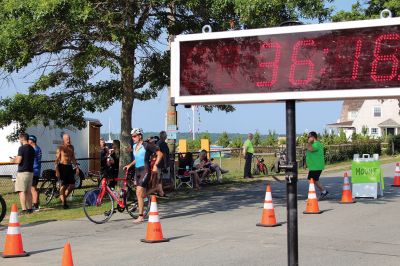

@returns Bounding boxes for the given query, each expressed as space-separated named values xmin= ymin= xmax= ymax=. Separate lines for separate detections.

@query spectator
xmin=106 ymin=139 xmax=120 ymax=189
xmin=179 ymin=152 xmax=201 ymax=190
xmin=55 ymin=133 xmax=79 ymax=209
xmin=243 ymin=133 xmax=254 ymax=179
xmin=100 ymin=138 xmax=109 ymax=177
xmin=28 ymin=135 xmax=42 ymax=211
xmin=194 ymin=150 xmax=228 ymax=183
xmin=10 ymin=133 xmax=35 ymax=214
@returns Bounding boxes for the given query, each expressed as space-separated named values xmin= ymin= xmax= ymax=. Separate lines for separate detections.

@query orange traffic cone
xmin=257 ymin=184 xmax=283 ymax=227
xmin=340 ymin=172 xmax=355 ymax=204
xmin=1 ymin=204 xmax=29 ymax=258
xmin=62 ymin=242 xmax=74 ymax=266
xmin=303 ymin=178 xmax=323 ymax=214
xmin=391 ymin=163 xmax=400 ymax=187
xmin=141 ymin=195 xmax=169 ymax=243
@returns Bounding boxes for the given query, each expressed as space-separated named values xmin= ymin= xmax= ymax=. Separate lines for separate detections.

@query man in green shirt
xmin=242 ymin=133 xmax=254 ymax=179
xmin=306 ymin=131 xmax=329 ymax=199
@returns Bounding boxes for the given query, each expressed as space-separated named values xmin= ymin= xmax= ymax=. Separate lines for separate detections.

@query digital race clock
xmin=170 ymin=17 xmax=400 ymax=104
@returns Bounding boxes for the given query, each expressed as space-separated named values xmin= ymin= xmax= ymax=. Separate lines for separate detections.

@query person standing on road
xmin=29 ymin=135 xmax=42 ymax=211
xmin=243 ymin=133 xmax=254 ymax=179
xmin=10 ymin=133 xmax=35 ymax=214
xmin=55 ymin=133 xmax=79 ymax=209
xmin=123 ymin=128 xmax=163 ymax=224
xmin=306 ymin=131 xmax=329 ymax=199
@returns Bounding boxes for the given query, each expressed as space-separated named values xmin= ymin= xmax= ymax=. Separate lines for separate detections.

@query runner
xmin=123 ymin=128 xmax=163 ymax=223
xmin=29 ymin=135 xmax=42 ymax=211
xmin=55 ymin=133 xmax=79 ymax=209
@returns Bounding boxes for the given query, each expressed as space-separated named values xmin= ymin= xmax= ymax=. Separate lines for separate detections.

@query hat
xmin=29 ymin=135 xmax=37 ymax=143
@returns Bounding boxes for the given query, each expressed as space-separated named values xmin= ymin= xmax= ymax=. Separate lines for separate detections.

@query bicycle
xmin=252 ymin=155 xmax=268 ymax=176
xmin=0 ymin=193 xmax=6 ymax=223
xmin=38 ymin=167 xmax=82 ymax=206
xmin=82 ymin=171 xmax=150 ymax=224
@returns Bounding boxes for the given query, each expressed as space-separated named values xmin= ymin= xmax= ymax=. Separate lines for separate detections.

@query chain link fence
xmin=0 ymin=158 xmax=99 ymax=210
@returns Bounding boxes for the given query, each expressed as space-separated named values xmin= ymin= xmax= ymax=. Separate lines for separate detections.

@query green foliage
xmin=263 ymin=130 xmax=278 ymax=146
xmin=296 ymin=133 xmax=309 ymax=145
xmin=324 ymin=141 xmax=382 ymax=164
xmin=187 ymin=138 xmax=201 ymax=151
xmin=216 ymin=131 xmax=230 ymax=147
xmin=333 ymin=0 xmax=400 ymax=22
xmin=200 ymin=132 xmax=211 ymax=142
xmin=253 ymin=131 xmax=261 ymax=147
xmin=230 ymin=135 xmax=243 ymax=148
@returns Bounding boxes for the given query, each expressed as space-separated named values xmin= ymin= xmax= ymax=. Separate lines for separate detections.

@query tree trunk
xmin=119 ymin=3 xmax=136 ymax=176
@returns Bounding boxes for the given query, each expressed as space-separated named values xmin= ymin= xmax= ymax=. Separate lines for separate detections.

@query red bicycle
xmin=83 ymin=171 xmax=150 ymax=224
xmin=253 ymin=155 xmax=268 ymax=176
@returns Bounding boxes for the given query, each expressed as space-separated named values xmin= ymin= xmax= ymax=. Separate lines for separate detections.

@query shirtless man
xmin=55 ymin=133 xmax=79 ymax=209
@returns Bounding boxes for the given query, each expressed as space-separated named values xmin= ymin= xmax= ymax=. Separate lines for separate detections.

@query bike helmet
xmin=131 ymin=128 xmax=143 ymax=136
xmin=28 ymin=135 xmax=37 ymax=143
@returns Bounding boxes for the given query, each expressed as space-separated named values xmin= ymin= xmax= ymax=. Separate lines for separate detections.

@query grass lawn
xmin=1 ymin=154 xmax=399 ymax=225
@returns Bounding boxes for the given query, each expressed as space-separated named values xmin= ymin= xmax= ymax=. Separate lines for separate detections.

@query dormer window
xmin=373 ymin=106 xmax=381 ymax=117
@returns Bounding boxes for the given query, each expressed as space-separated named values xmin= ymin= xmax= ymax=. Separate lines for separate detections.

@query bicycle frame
xmin=96 ymin=176 xmax=128 ymax=208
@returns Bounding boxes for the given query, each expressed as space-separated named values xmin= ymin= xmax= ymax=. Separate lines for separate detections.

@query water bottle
xmin=186 ymin=165 xmax=190 ymax=170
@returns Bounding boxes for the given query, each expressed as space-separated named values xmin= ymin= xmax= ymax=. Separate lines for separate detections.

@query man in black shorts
xmin=306 ymin=131 xmax=328 ymax=199
xmin=55 ymin=133 xmax=79 ymax=209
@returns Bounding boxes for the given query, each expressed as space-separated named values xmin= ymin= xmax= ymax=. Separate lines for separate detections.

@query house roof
xmin=339 ymin=100 xmax=364 ymax=122
xmin=378 ymin=119 xmax=400 ymax=127
xmin=326 ymin=121 xmax=354 ymax=128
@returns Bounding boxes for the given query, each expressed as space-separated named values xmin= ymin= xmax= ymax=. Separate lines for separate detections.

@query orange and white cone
xmin=303 ymin=178 xmax=323 ymax=214
xmin=1 ymin=204 xmax=29 ymax=258
xmin=391 ymin=162 xmax=400 ymax=187
xmin=340 ymin=172 xmax=355 ymax=204
xmin=62 ymin=242 xmax=74 ymax=266
xmin=141 ymin=195 xmax=169 ymax=243
xmin=256 ymin=184 xmax=283 ymax=227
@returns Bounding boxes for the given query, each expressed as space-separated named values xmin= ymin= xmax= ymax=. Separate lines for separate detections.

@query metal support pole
xmin=286 ymin=100 xmax=298 ymax=266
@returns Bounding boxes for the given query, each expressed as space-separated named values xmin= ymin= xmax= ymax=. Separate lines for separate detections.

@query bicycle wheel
xmin=261 ymin=163 xmax=268 ymax=175
xmin=124 ymin=187 xmax=150 ymax=219
xmin=0 ymin=195 xmax=6 ymax=223
xmin=83 ymin=188 xmax=114 ymax=224
xmin=39 ymin=180 xmax=57 ymax=206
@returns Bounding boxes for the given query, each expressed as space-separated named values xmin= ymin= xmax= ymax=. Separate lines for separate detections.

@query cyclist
xmin=123 ymin=128 xmax=163 ymax=224
xmin=28 ymin=135 xmax=42 ymax=211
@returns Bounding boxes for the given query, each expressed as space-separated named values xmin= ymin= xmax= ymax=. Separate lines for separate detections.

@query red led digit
xmin=371 ymin=33 xmax=400 ymax=82
xmin=256 ymin=42 xmax=281 ymax=87
xmin=289 ymin=40 xmax=315 ymax=86
xmin=351 ymin=39 xmax=363 ymax=80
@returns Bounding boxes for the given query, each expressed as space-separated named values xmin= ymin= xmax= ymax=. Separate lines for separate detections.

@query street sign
xmin=167 ymin=125 xmax=177 ymax=140
xmin=171 ymin=17 xmax=400 ymax=105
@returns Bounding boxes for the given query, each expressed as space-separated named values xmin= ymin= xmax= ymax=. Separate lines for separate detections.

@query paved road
xmin=1 ymin=163 xmax=400 ymax=266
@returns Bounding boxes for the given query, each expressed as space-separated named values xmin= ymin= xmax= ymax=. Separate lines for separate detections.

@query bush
xmin=324 ymin=141 xmax=381 ymax=164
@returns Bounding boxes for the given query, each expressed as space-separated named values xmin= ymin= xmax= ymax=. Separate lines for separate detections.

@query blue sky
xmin=0 ymin=0 xmax=356 ymax=135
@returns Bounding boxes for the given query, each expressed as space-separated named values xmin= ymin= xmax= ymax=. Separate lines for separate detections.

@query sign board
xmin=171 ymin=17 xmax=400 ymax=105
xmin=167 ymin=125 xmax=177 ymax=140
xmin=351 ymin=160 xmax=383 ymax=184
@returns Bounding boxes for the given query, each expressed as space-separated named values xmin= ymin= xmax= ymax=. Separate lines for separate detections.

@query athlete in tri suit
xmin=55 ymin=133 xmax=79 ymax=209
xmin=124 ymin=128 xmax=163 ymax=224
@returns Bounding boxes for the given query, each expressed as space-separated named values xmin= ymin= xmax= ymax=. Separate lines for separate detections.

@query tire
xmin=39 ymin=180 xmax=57 ymax=206
xmin=83 ymin=188 xmax=114 ymax=224
xmin=0 ymin=195 xmax=6 ymax=223
xmin=74 ymin=169 xmax=84 ymax=189
xmin=261 ymin=163 xmax=268 ymax=175
xmin=124 ymin=187 xmax=150 ymax=219
xmin=253 ymin=165 xmax=260 ymax=175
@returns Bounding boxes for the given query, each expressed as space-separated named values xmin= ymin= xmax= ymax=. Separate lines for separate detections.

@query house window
xmin=370 ymin=128 xmax=379 ymax=135
xmin=373 ymin=106 xmax=381 ymax=117
xmin=348 ymin=111 xmax=358 ymax=120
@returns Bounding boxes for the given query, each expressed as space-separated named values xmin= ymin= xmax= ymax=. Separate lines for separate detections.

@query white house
xmin=327 ymin=99 xmax=400 ymax=139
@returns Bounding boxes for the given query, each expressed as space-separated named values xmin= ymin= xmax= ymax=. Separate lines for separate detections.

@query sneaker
xmin=27 ymin=209 xmax=33 ymax=214
xmin=19 ymin=210 xmax=27 ymax=216
xmin=32 ymin=205 xmax=40 ymax=212
xmin=319 ymin=191 xmax=329 ymax=200
xmin=63 ymin=204 xmax=70 ymax=209
xmin=221 ymin=169 xmax=229 ymax=174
